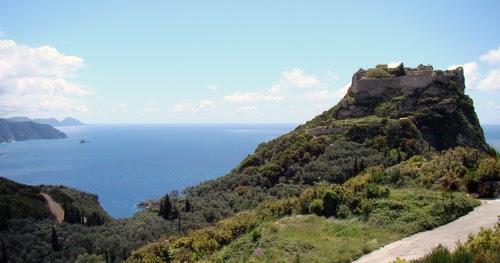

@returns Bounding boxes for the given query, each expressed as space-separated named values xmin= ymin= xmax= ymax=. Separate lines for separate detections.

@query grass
xmin=212 ymin=215 xmax=402 ymax=263
xmin=208 ymin=188 xmax=479 ymax=263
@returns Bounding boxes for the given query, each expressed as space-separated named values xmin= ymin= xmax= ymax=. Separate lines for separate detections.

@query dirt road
xmin=41 ymin=192 xmax=64 ymax=224
xmin=354 ymin=199 xmax=500 ymax=263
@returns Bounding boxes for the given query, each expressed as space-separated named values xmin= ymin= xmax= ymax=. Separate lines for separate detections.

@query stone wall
xmin=349 ymin=65 xmax=464 ymax=100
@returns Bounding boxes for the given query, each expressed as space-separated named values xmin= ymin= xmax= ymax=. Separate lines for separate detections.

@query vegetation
xmin=0 ymin=177 xmax=52 ymax=230
xmin=1 ymin=65 xmax=497 ymax=262
xmin=365 ymin=68 xmax=391 ymax=78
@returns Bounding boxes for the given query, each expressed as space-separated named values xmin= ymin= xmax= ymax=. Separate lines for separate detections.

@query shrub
xmin=309 ymin=199 xmax=324 ymax=216
xmin=366 ymin=68 xmax=390 ymax=79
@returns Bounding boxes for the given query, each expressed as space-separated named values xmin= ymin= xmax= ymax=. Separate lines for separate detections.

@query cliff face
xmin=0 ymin=118 xmax=67 ymax=143
xmin=331 ymin=65 xmax=487 ymax=151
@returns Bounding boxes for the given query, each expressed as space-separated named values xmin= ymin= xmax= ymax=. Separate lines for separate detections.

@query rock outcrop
xmin=331 ymin=64 xmax=487 ymax=151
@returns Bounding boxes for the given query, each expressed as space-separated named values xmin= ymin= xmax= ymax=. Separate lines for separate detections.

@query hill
xmin=0 ymin=118 xmax=67 ymax=143
xmin=0 ymin=177 xmax=111 ymax=231
xmin=7 ymin=116 xmax=86 ymax=126
xmin=1 ymin=64 xmax=497 ymax=263
xmin=128 ymin=64 xmax=498 ymax=262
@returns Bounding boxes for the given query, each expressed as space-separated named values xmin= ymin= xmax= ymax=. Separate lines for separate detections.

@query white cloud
xmin=173 ymin=100 xmax=216 ymax=113
xmin=207 ymin=85 xmax=218 ymax=91
xmin=224 ymin=91 xmax=283 ymax=103
xmin=224 ymin=69 xmax=319 ymax=104
xmin=236 ymin=105 xmax=257 ymax=113
xmin=326 ymin=70 xmax=340 ymax=80
xmin=480 ymin=46 xmax=500 ymax=65
xmin=476 ymin=69 xmax=500 ymax=91
xmin=224 ymin=91 xmax=259 ymax=102
xmin=448 ymin=62 xmax=481 ymax=88
xmin=303 ymin=90 xmax=337 ymax=101
xmin=388 ymin=61 xmax=403 ymax=68
xmin=486 ymin=101 xmax=500 ymax=110
xmin=0 ymin=94 xmax=87 ymax=116
xmin=0 ymin=39 xmax=90 ymax=116
xmin=281 ymin=69 xmax=320 ymax=88
xmin=143 ymin=106 xmax=160 ymax=112
xmin=113 ymin=102 xmax=129 ymax=113
xmin=302 ymin=82 xmax=350 ymax=101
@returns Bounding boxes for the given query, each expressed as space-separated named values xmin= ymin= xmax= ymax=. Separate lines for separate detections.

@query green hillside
xmin=127 ymin=65 xmax=499 ymax=262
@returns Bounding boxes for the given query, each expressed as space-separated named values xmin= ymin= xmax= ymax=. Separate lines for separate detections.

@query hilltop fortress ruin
xmin=330 ymin=63 xmax=487 ymax=151
xmin=349 ymin=64 xmax=464 ymax=101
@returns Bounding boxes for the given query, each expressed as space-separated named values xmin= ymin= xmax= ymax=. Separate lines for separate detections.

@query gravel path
xmin=41 ymin=192 xmax=64 ymax=224
xmin=354 ymin=199 xmax=500 ymax=263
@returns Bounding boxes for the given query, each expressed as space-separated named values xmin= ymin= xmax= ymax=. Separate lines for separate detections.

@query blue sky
xmin=0 ymin=1 xmax=499 ymax=124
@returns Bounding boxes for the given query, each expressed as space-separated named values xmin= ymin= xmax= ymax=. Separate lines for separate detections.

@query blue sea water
xmin=483 ymin=124 xmax=500 ymax=151
xmin=0 ymin=124 xmax=296 ymax=218
xmin=1 ymin=124 xmax=499 ymax=219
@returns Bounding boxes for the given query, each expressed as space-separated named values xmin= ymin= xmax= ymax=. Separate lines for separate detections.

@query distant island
xmin=0 ymin=118 xmax=67 ymax=143
xmin=7 ymin=116 xmax=86 ymax=127
xmin=80 ymin=139 xmax=91 ymax=144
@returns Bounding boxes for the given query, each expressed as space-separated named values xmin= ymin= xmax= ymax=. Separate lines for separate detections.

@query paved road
xmin=41 ymin=192 xmax=64 ymax=224
xmin=354 ymin=199 xmax=500 ymax=263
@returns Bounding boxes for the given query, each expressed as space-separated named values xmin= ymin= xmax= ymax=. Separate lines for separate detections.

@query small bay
xmin=0 ymin=124 xmax=296 ymax=218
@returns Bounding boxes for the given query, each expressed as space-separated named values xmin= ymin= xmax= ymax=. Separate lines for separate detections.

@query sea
xmin=1 ymin=124 xmax=499 ymax=219
xmin=0 ymin=124 xmax=296 ymax=218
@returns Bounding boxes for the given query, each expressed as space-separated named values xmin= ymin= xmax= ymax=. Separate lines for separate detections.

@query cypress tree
xmin=396 ymin=62 xmax=406 ymax=76
xmin=1 ymin=238 xmax=7 ymax=263
xmin=359 ymin=159 xmax=365 ymax=171
xmin=161 ymin=194 xmax=172 ymax=220
xmin=353 ymin=157 xmax=358 ymax=175
xmin=51 ymin=226 xmax=61 ymax=252
xmin=185 ymin=198 xmax=191 ymax=213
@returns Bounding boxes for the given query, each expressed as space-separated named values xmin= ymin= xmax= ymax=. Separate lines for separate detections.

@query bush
xmin=366 ymin=68 xmax=390 ymax=79
xmin=309 ymin=199 xmax=324 ymax=216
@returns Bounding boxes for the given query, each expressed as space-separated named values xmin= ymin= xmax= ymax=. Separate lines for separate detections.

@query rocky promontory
xmin=0 ymin=118 xmax=67 ymax=143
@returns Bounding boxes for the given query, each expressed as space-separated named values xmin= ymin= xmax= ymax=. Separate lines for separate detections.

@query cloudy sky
xmin=0 ymin=1 xmax=499 ymax=124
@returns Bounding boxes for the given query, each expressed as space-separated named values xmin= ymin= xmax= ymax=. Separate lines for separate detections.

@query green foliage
xmin=396 ymin=63 xmax=406 ymax=77
xmin=159 ymin=194 xmax=173 ymax=220
xmin=0 ymin=177 xmax=51 ymax=230
xmin=40 ymin=184 xmax=112 ymax=225
xmin=1 ymin=211 xmax=173 ymax=262
xmin=365 ymin=68 xmax=390 ymax=78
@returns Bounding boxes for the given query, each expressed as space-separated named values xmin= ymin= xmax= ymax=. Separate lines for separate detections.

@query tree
xmin=159 ymin=194 xmax=172 ymax=220
xmin=185 ymin=198 xmax=191 ymax=213
xmin=51 ymin=226 xmax=61 ymax=252
xmin=1 ymin=238 xmax=7 ymax=263
xmin=396 ymin=62 xmax=406 ymax=77
xmin=353 ymin=157 xmax=358 ymax=175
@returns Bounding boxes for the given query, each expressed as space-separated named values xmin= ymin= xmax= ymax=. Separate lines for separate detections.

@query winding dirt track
xmin=41 ymin=192 xmax=64 ymax=224
xmin=353 ymin=199 xmax=500 ymax=263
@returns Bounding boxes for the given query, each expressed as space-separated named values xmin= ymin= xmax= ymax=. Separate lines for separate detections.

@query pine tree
xmin=185 ymin=198 xmax=191 ymax=213
xmin=51 ymin=226 xmax=61 ymax=252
